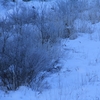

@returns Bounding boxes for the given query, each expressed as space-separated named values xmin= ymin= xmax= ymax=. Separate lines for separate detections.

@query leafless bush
xmin=0 ymin=4 xmax=61 ymax=91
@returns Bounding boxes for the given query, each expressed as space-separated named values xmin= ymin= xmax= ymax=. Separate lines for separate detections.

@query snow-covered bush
xmin=0 ymin=4 xmax=62 ymax=91
xmin=56 ymin=0 xmax=79 ymax=39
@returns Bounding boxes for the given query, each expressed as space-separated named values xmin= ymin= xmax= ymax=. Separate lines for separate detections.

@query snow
xmin=1 ymin=0 xmax=100 ymax=100
xmin=0 ymin=22 xmax=100 ymax=100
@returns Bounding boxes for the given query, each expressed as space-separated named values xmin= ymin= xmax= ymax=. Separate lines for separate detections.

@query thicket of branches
xmin=0 ymin=3 xmax=63 ymax=91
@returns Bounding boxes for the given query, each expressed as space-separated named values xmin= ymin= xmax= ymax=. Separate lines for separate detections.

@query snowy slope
xmin=1 ymin=22 xmax=100 ymax=100
xmin=0 ymin=0 xmax=100 ymax=100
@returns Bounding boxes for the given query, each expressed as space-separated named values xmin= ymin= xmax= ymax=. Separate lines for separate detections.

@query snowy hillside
xmin=1 ymin=23 xmax=100 ymax=100
xmin=0 ymin=0 xmax=100 ymax=100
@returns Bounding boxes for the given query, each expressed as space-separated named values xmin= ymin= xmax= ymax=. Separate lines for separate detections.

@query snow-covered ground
xmin=1 ymin=0 xmax=100 ymax=100
xmin=1 ymin=22 xmax=100 ymax=100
